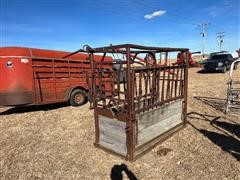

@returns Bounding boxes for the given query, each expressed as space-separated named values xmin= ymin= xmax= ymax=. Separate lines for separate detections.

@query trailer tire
xmin=69 ymin=89 xmax=88 ymax=106
xmin=233 ymin=64 xmax=238 ymax=70
xmin=221 ymin=66 xmax=227 ymax=73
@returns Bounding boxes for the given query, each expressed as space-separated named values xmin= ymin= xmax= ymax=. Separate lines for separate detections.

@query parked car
xmin=203 ymin=52 xmax=238 ymax=73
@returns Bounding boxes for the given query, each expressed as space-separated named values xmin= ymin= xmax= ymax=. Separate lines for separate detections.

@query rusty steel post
xmin=90 ymin=52 xmax=100 ymax=145
xmin=126 ymin=46 xmax=134 ymax=160
xmin=183 ymin=51 xmax=189 ymax=125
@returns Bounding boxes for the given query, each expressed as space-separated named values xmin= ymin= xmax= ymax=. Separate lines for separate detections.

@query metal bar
xmin=99 ymin=69 xmax=106 ymax=107
xmin=174 ymin=66 xmax=179 ymax=98
xmin=62 ymin=48 xmax=85 ymax=59
xmin=166 ymin=67 xmax=171 ymax=99
xmin=156 ymin=70 xmax=160 ymax=101
xmin=147 ymin=69 xmax=152 ymax=107
xmin=170 ymin=68 xmax=175 ymax=98
xmin=90 ymin=53 xmax=96 ymax=108
xmin=134 ymin=76 xmax=137 ymax=97
xmin=131 ymin=70 xmax=137 ymax=150
xmin=183 ymin=51 xmax=189 ymax=125
xmin=101 ymin=52 xmax=106 ymax=62
xmin=94 ymin=110 xmax=99 ymax=145
xmin=144 ymin=72 xmax=148 ymax=110
xmin=126 ymin=47 xmax=134 ymax=160
xmin=132 ymin=53 xmax=139 ymax=61
xmin=92 ymin=44 xmax=189 ymax=52
xmin=179 ymin=67 xmax=183 ymax=96
xmin=110 ymin=69 xmax=114 ymax=98
xmin=134 ymin=96 xmax=184 ymax=114
xmin=161 ymin=68 xmax=166 ymax=101
xmin=151 ymin=69 xmax=155 ymax=106
xmin=138 ymin=71 xmax=143 ymax=110
xmin=117 ymin=64 xmax=122 ymax=103
xmin=133 ymin=64 xmax=185 ymax=72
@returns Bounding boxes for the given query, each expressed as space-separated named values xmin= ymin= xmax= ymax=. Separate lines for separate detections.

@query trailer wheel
xmin=233 ymin=64 xmax=238 ymax=70
xmin=69 ymin=89 xmax=88 ymax=106
xmin=221 ymin=66 xmax=227 ymax=73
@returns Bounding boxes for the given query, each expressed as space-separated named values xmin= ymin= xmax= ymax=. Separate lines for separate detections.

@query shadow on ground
xmin=194 ymin=96 xmax=226 ymax=113
xmin=197 ymin=69 xmax=223 ymax=74
xmin=0 ymin=102 xmax=70 ymax=115
xmin=187 ymin=112 xmax=240 ymax=161
xmin=110 ymin=163 xmax=137 ymax=180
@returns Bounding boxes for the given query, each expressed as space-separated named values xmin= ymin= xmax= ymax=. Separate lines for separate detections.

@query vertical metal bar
xmin=134 ymin=74 xmax=137 ymax=98
xmin=144 ymin=72 xmax=148 ymax=109
xmin=170 ymin=68 xmax=175 ymax=98
xmin=175 ymin=66 xmax=180 ymax=98
xmin=131 ymin=70 xmax=137 ymax=150
xmin=156 ymin=69 xmax=160 ymax=102
xmin=123 ymin=74 xmax=127 ymax=107
xmin=147 ymin=69 xmax=151 ymax=106
xmin=90 ymin=53 xmax=96 ymax=108
xmin=110 ymin=68 xmax=114 ymax=98
xmin=117 ymin=63 xmax=122 ymax=104
xmin=99 ymin=67 xmax=106 ymax=107
xmin=161 ymin=67 xmax=166 ymax=101
xmin=166 ymin=67 xmax=171 ymax=99
xmin=151 ymin=69 xmax=156 ymax=106
xmin=183 ymin=51 xmax=189 ymax=125
xmin=126 ymin=46 xmax=134 ymax=160
xmin=179 ymin=66 xmax=183 ymax=96
xmin=90 ymin=52 xmax=100 ymax=144
xmin=94 ymin=109 xmax=99 ymax=145
xmin=151 ymin=53 xmax=157 ymax=105
xmin=138 ymin=71 xmax=143 ymax=110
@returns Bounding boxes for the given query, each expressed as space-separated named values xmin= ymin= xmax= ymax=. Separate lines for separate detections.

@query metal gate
xmin=86 ymin=44 xmax=189 ymax=161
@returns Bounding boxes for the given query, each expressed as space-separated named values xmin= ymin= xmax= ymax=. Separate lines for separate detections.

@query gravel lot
xmin=0 ymin=68 xmax=239 ymax=179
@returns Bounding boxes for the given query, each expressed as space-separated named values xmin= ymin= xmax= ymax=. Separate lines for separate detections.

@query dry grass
xmin=0 ymin=68 xmax=240 ymax=179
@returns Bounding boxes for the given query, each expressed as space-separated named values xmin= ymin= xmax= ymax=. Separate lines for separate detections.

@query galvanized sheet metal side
xmin=98 ymin=115 xmax=127 ymax=156
xmin=137 ymin=99 xmax=183 ymax=145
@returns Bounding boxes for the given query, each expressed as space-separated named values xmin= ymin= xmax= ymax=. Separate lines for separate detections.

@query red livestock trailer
xmin=0 ymin=47 xmax=112 ymax=106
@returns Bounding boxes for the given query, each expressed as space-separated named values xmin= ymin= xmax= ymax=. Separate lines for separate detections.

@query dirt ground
xmin=0 ymin=68 xmax=239 ymax=180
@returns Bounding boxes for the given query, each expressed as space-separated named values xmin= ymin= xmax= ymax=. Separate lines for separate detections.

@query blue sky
xmin=0 ymin=0 xmax=239 ymax=53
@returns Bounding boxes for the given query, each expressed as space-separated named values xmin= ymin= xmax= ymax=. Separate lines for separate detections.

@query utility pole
xmin=199 ymin=23 xmax=209 ymax=56
xmin=217 ymin=32 xmax=225 ymax=51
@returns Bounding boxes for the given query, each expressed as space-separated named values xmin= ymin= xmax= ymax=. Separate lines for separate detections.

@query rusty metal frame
xmin=86 ymin=44 xmax=189 ymax=161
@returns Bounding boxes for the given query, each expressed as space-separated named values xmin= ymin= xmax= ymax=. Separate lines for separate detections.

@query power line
xmin=216 ymin=32 xmax=225 ymax=51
